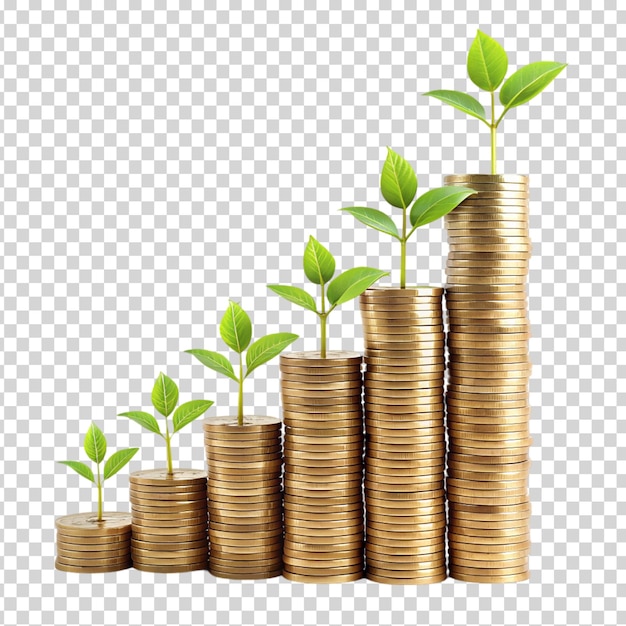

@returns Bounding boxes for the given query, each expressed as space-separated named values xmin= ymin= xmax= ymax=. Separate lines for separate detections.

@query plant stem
xmin=320 ymin=282 xmax=327 ymax=359
xmin=490 ymin=91 xmax=497 ymax=175
xmin=164 ymin=424 xmax=173 ymax=474
xmin=237 ymin=352 xmax=244 ymax=426
xmin=400 ymin=209 xmax=407 ymax=289
xmin=96 ymin=461 xmax=103 ymax=521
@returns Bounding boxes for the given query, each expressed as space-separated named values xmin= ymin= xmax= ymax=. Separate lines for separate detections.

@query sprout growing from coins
xmin=424 ymin=29 xmax=567 ymax=174
xmin=186 ymin=301 xmax=298 ymax=426
xmin=58 ymin=422 xmax=139 ymax=521
xmin=118 ymin=373 xmax=213 ymax=474
xmin=342 ymin=148 xmax=476 ymax=289
xmin=268 ymin=236 xmax=388 ymax=358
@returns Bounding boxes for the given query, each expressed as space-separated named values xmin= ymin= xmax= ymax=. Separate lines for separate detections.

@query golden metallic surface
xmin=56 ymin=545 xmax=131 ymax=559
xmin=203 ymin=415 xmax=281 ymax=433
xmin=134 ymin=562 xmax=208 ymax=574
xmin=56 ymin=553 xmax=132 ymax=567
xmin=131 ymin=538 xmax=207 ymax=551
xmin=281 ymin=351 xmax=362 ymax=366
xmin=364 ymin=285 xmax=444 ymax=297
xmin=129 ymin=469 xmax=207 ymax=487
xmin=131 ymin=515 xmax=206 ymax=528
xmin=283 ymin=571 xmax=364 ymax=584
xmin=55 ymin=512 xmax=132 ymax=537
xmin=129 ymin=483 xmax=207 ymax=495
xmin=55 ymin=560 xmax=132 ymax=573
xmin=56 ymin=532 xmax=131 ymax=547
xmin=445 ymin=173 xmax=529 ymax=184
xmin=280 ymin=364 xmax=361 ymax=376
xmin=57 ymin=539 xmax=131 ymax=553
xmin=449 ymin=555 xmax=528 ymax=568
xmin=450 ymin=570 xmax=530 ymax=583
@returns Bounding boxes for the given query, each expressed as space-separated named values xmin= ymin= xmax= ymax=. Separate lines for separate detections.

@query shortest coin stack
xmin=204 ymin=416 xmax=283 ymax=580
xmin=55 ymin=512 xmax=132 ymax=573
xmin=130 ymin=469 xmax=208 ymax=573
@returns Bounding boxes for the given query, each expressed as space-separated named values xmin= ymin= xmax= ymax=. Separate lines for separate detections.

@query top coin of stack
xmin=129 ymin=468 xmax=208 ymax=574
xmin=281 ymin=351 xmax=365 ymax=584
xmin=203 ymin=416 xmax=283 ymax=580
xmin=55 ymin=512 xmax=132 ymax=574
xmin=361 ymin=286 xmax=448 ymax=584
xmin=443 ymin=174 xmax=532 ymax=583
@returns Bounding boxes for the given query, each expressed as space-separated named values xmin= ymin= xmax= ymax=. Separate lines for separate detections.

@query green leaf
xmin=303 ymin=236 xmax=335 ymax=285
xmin=467 ymin=30 xmax=508 ymax=92
xmin=341 ymin=207 xmax=400 ymax=240
xmin=173 ymin=400 xmax=214 ymax=433
xmin=500 ymin=61 xmax=567 ymax=112
xmin=219 ymin=300 xmax=252 ymax=354
xmin=84 ymin=422 xmax=107 ymax=465
xmin=380 ymin=147 xmax=417 ymax=210
xmin=118 ymin=411 xmax=162 ymax=436
xmin=267 ymin=285 xmax=318 ymax=313
xmin=151 ymin=372 xmax=179 ymax=418
xmin=103 ymin=448 xmax=139 ymax=480
xmin=185 ymin=349 xmax=239 ymax=382
xmin=245 ymin=333 xmax=299 ymax=378
xmin=327 ymin=267 xmax=389 ymax=307
xmin=409 ymin=187 xmax=477 ymax=232
xmin=423 ymin=90 xmax=487 ymax=124
xmin=58 ymin=460 xmax=94 ymax=483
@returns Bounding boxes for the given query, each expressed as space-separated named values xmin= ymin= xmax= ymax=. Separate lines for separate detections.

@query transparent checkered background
xmin=0 ymin=1 xmax=623 ymax=625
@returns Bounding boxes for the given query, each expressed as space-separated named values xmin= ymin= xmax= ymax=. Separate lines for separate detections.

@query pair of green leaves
xmin=424 ymin=30 xmax=566 ymax=125
xmin=186 ymin=301 xmax=298 ymax=383
xmin=119 ymin=372 xmax=214 ymax=437
xmin=59 ymin=422 xmax=139 ymax=484
xmin=268 ymin=236 xmax=388 ymax=313
xmin=342 ymin=148 xmax=476 ymax=241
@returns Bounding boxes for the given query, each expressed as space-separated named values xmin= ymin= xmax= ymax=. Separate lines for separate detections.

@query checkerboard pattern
xmin=0 ymin=2 xmax=623 ymax=625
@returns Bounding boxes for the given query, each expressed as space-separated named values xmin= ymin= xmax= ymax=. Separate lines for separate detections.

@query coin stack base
xmin=204 ymin=416 xmax=283 ymax=580
xmin=361 ymin=286 xmax=447 ymax=584
xmin=55 ymin=512 xmax=132 ymax=573
xmin=444 ymin=174 xmax=532 ymax=582
xmin=281 ymin=351 xmax=364 ymax=584
xmin=130 ymin=469 xmax=208 ymax=573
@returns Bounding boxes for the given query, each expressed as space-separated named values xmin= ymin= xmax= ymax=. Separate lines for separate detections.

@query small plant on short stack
xmin=118 ymin=373 xmax=213 ymax=473
xmin=58 ymin=422 xmax=139 ymax=521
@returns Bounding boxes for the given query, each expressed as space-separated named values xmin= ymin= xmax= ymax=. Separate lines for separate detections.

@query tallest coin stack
xmin=443 ymin=174 xmax=532 ymax=584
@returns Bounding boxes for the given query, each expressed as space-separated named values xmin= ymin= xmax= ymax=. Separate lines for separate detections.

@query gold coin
xmin=132 ymin=553 xmax=209 ymax=567
xmin=132 ymin=520 xmax=207 ymax=534
xmin=281 ymin=351 xmax=362 ymax=366
xmin=209 ymin=527 xmax=283 ymax=541
xmin=131 ymin=544 xmax=209 ymax=559
xmin=55 ymin=512 xmax=132 ymax=537
xmin=208 ymin=487 xmax=279 ymax=500
xmin=448 ymin=530 xmax=530 ymax=545
xmin=283 ymin=553 xmax=364 ymax=570
xmin=365 ymin=375 xmax=443 ymax=388
xmin=448 ymin=434 xmax=532 ymax=448
xmin=367 ymin=450 xmax=445 ymax=463
xmin=360 ymin=305 xmax=442 ymax=316
xmin=448 ymin=468 xmax=529 ymax=483
xmin=449 ymin=495 xmax=531 ymax=510
xmin=365 ymin=355 xmax=445 ymax=366
xmin=283 ymin=547 xmax=361 ymax=561
xmin=129 ymin=489 xmax=206 ymax=503
xmin=285 ymin=426 xmax=362 ymax=438
xmin=450 ymin=516 xmax=530 ymax=529
xmin=366 ymin=425 xmax=444 ymax=437
xmin=56 ymin=545 xmax=131 ymax=560
xmin=362 ymin=324 xmax=445 ymax=335
xmin=131 ymin=515 xmax=207 ymax=528
xmin=56 ymin=553 xmax=133 ymax=567
xmin=445 ymin=173 xmax=528 ymax=184
xmin=286 ymin=433 xmax=363 ymax=445
xmin=449 ymin=383 xmax=528 ymax=395
xmin=203 ymin=415 xmax=281 ymax=432
xmin=450 ymin=553 xmax=528 ymax=567
xmin=129 ymin=468 xmax=207 ymax=487
xmin=204 ymin=440 xmax=281 ymax=453
xmin=366 ymin=386 xmax=443 ymax=398
xmin=281 ymin=382 xmax=362 ymax=394
xmin=286 ymin=514 xmax=363 ymax=529
xmin=367 ymin=510 xmax=445 ymax=523
xmin=280 ymin=364 xmax=361 ymax=377
xmin=131 ymin=538 xmax=207 ymax=551
xmin=285 ymin=491 xmax=362 ymax=505
xmin=281 ymin=371 xmax=361 ymax=382
xmin=130 ymin=501 xmax=207 ymax=515
xmin=447 ymin=457 xmax=530 ymax=470
xmin=208 ymin=567 xmax=283 ymax=580
xmin=365 ymin=417 xmax=443 ymax=429
xmin=361 ymin=317 xmax=443 ymax=329
xmin=283 ymin=409 xmax=361 ymax=421
xmin=366 ymin=488 xmax=444 ymax=502
xmin=449 ymin=536 xmax=531 ymax=552
xmin=284 ymin=501 xmax=362 ymax=515
xmin=56 ymin=533 xmax=130 ymax=547
xmin=365 ymin=399 xmax=444 ymax=411
xmin=364 ymin=285 xmax=444 ymax=297
xmin=448 ymin=427 xmax=531 ymax=441
xmin=365 ymin=368 xmax=444 ymax=379
xmin=207 ymin=493 xmax=281 ymax=506
xmin=282 ymin=390 xmax=362 ymax=403
xmin=365 ymin=555 xmax=446 ymax=570
xmin=206 ymin=461 xmax=283 ymax=475
xmin=284 ymin=486 xmax=362 ymax=499
xmin=206 ymin=477 xmax=281 ymax=490
xmin=55 ymin=560 xmax=132 ymax=573
xmin=284 ymin=532 xmax=363 ymax=546
xmin=365 ymin=570 xmax=447 ymax=585
xmin=451 ymin=564 xmax=529 ymax=579
xmin=282 ymin=401 xmax=362 ymax=413
xmin=284 ymin=464 xmax=362 ymax=477
xmin=366 ymin=460 xmax=444 ymax=474
xmin=449 ymin=245 xmax=531 ymax=255
xmin=134 ymin=562 xmax=207 ymax=573
xmin=448 ymin=526 xmax=530 ymax=540
xmin=447 ymin=220 xmax=529 ymax=231
xmin=129 ymin=483 xmax=207 ymax=495
xmin=366 ymin=541 xmax=444 ymax=557
xmin=283 ymin=563 xmax=364 ymax=579
xmin=282 ymin=456 xmax=362 ymax=469
xmin=56 ymin=539 xmax=131 ymax=554
xmin=283 ymin=534 xmax=363 ymax=553
xmin=446 ymin=284 xmax=527 ymax=295
xmin=285 ymin=479 xmax=362 ymax=493
xmin=283 ymin=571 xmax=363 ymax=584
xmin=131 ymin=528 xmax=208 ymax=543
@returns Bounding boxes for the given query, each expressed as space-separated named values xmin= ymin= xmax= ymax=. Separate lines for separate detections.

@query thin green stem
xmin=400 ymin=208 xmax=407 ymax=289
xmin=237 ymin=353 xmax=244 ymax=426
xmin=320 ymin=282 xmax=327 ymax=359
xmin=164 ymin=423 xmax=173 ymax=474
xmin=490 ymin=92 xmax=497 ymax=175
xmin=96 ymin=461 xmax=103 ymax=521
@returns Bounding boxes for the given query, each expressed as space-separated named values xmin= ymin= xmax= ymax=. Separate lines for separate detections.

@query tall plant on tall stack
xmin=341 ymin=148 xmax=474 ymax=584
xmin=268 ymin=236 xmax=387 ymax=584
xmin=424 ymin=29 xmax=566 ymax=584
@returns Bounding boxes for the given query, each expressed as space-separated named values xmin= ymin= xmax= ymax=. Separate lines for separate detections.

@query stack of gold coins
xmin=204 ymin=416 xmax=283 ymax=579
xmin=129 ymin=469 xmax=208 ymax=573
xmin=280 ymin=351 xmax=364 ymax=583
xmin=360 ymin=286 xmax=447 ymax=584
xmin=55 ymin=512 xmax=132 ymax=573
xmin=444 ymin=173 xmax=532 ymax=583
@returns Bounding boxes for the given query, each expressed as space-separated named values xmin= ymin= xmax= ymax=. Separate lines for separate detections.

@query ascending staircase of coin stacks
xmin=360 ymin=286 xmax=448 ymax=584
xmin=443 ymin=174 xmax=532 ymax=583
